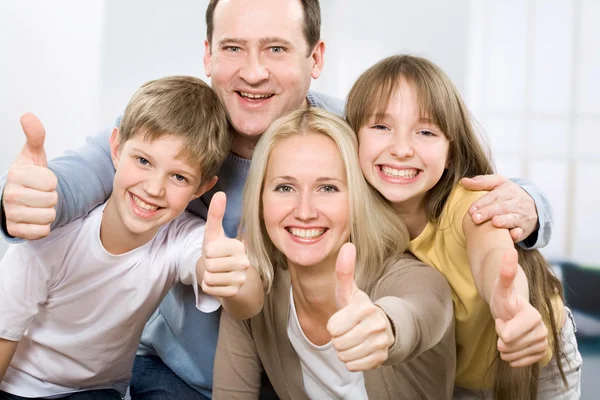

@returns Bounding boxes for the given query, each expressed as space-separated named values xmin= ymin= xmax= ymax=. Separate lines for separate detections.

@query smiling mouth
xmin=379 ymin=166 xmax=421 ymax=179
xmin=237 ymin=91 xmax=274 ymax=100
xmin=131 ymin=194 xmax=162 ymax=212
xmin=286 ymin=227 xmax=327 ymax=239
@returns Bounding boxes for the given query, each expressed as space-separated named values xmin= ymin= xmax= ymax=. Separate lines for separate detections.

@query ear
xmin=309 ymin=40 xmax=325 ymax=80
xmin=204 ymin=40 xmax=213 ymax=78
xmin=193 ymin=176 xmax=218 ymax=200
xmin=109 ymin=128 xmax=121 ymax=169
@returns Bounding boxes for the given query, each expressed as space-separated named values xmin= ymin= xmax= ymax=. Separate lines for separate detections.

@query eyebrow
xmin=130 ymin=147 xmax=199 ymax=178
xmin=258 ymin=36 xmax=294 ymax=48
xmin=369 ymin=113 xmax=436 ymax=124
xmin=218 ymin=36 xmax=294 ymax=48
xmin=270 ymin=176 xmax=344 ymax=183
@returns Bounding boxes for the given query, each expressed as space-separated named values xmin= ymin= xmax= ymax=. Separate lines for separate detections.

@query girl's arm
xmin=463 ymin=215 xmax=548 ymax=367
xmin=213 ymin=311 xmax=263 ymax=399
xmin=463 ymin=215 xmax=529 ymax=305
xmin=0 ymin=338 xmax=18 ymax=381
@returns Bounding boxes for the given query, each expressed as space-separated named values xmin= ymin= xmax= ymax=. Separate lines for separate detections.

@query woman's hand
xmin=327 ymin=243 xmax=395 ymax=372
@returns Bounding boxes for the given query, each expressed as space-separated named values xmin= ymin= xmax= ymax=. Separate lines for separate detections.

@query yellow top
xmin=408 ymin=184 xmax=554 ymax=390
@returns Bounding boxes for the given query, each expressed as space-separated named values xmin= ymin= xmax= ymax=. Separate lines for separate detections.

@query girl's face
xmin=262 ymin=133 xmax=350 ymax=270
xmin=357 ymin=80 xmax=450 ymax=214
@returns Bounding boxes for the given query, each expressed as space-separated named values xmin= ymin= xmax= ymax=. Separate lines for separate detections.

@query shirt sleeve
xmin=213 ymin=311 xmax=263 ymax=399
xmin=510 ymin=177 xmax=554 ymax=250
xmin=373 ymin=255 xmax=455 ymax=366
xmin=174 ymin=216 xmax=221 ymax=313
xmin=0 ymin=117 xmax=119 ymax=244
xmin=0 ymin=244 xmax=51 ymax=341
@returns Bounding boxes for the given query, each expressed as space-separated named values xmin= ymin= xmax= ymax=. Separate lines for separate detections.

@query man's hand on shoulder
xmin=461 ymin=174 xmax=538 ymax=243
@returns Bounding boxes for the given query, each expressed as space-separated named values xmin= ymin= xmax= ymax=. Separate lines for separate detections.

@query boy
xmin=0 ymin=76 xmax=264 ymax=399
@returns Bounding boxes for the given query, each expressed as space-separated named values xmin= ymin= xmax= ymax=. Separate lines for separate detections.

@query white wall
xmin=465 ymin=0 xmax=600 ymax=265
xmin=0 ymin=1 xmax=106 ymax=257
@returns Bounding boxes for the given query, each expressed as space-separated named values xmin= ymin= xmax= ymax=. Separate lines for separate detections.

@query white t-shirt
xmin=287 ymin=288 xmax=368 ymax=400
xmin=0 ymin=204 xmax=220 ymax=398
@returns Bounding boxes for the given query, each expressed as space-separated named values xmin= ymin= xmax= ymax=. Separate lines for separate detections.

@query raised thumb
xmin=204 ymin=191 xmax=227 ymax=244
xmin=19 ymin=112 xmax=48 ymax=167
xmin=335 ymin=242 xmax=357 ymax=309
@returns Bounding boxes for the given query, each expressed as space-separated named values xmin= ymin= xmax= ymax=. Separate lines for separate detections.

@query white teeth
xmin=288 ymin=228 xmax=325 ymax=239
xmin=381 ymin=166 xmax=419 ymax=178
xmin=132 ymin=195 xmax=159 ymax=212
xmin=239 ymin=91 xmax=272 ymax=99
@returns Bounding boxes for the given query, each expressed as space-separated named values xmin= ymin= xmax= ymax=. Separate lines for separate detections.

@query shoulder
xmin=446 ymin=184 xmax=487 ymax=210
xmin=307 ymin=90 xmax=344 ymax=117
xmin=439 ymin=184 xmax=488 ymax=226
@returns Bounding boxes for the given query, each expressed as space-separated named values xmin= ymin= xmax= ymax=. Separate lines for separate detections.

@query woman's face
xmin=262 ymin=133 xmax=350 ymax=270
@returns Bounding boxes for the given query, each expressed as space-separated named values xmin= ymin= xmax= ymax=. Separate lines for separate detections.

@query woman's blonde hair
xmin=239 ymin=107 xmax=409 ymax=293
xmin=346 ymin=55 xmax=566 ymax=400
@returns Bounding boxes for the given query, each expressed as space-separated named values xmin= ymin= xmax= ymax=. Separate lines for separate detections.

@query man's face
xmin=204 ymin=0 xmax=324 ymax=139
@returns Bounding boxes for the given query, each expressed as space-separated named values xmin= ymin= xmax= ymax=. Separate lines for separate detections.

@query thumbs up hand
xmin=2 ymin=113 xmax=58 ymax=239
xmin=490 ymin=248 xmax=549 ymax=367
xmin=200 ymin=192 xmax=250 ymax=298
xmin=326 ymin=243 xmax=395 ymax=372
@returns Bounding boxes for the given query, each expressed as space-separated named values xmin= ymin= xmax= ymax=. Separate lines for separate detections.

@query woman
xmin=213 ymin=108 xmax=456 ymax=399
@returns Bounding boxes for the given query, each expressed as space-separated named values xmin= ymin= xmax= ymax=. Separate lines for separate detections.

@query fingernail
xmin=475 ymin=213 xmax=482 ymax=222
xmin=497 ymin=216 xmax=504 ymax=224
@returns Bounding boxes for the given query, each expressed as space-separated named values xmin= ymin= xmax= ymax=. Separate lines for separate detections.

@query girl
xmin=213 ymin=108 xmax=456 ymax=399
xmin=346 ymin=54 xmax=582 ymax=399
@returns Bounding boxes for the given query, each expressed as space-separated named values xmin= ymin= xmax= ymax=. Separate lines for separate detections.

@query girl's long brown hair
xmin=346 ymin=55 xmax=566 ymax=399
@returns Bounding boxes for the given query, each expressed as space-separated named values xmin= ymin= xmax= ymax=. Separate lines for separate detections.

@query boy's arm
xmin=0 ymin=245 xmax=51 ymax=380
xmin=0 ymin=115 xmax=117 ymax=243
xmin=199 ymin=193 xmax=264 ymax=320
xmin=461 ymin=175 xmax=553 ymax=250
xmin=0 ymin=338 xmax=18 ymax=381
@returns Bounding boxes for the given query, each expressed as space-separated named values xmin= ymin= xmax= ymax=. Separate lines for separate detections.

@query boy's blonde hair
xmin=239 ymin=107 xmax=409 ymax=292
xmin=119 ymin=75 xmax=231 ymax=184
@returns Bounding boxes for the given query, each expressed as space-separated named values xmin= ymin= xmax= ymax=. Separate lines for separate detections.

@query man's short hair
xmin=119 ymin=76 xmax=231 ymax=184
xmin=205 ymin=0 xmax=321 ymax=56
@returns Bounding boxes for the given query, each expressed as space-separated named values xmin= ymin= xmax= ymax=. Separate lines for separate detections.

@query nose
xmin=389 ymin=131 xmax=414 ymax=159
xmin=293 ymin=192 xmax=318 ymax=221
xmin=239 ymin=51 xmax=269 ymax=85
xmin=143 ymin=172 xmax=166 ymax=198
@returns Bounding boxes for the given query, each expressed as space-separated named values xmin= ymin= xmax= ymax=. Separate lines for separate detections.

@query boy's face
xmin=109 ymin=129 xmax=215 ymax=240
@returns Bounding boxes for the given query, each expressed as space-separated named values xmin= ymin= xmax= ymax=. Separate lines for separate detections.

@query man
xmin=0 ymin=0 xmax=552 ymax=398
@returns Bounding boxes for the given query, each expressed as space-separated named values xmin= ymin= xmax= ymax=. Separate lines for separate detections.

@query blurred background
xmin=1 ymin=0 xmax=598 ymax=397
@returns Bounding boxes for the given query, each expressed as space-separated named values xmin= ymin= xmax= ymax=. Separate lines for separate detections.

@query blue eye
xmin=224 ymin=46 xmax=241 ymax=52
xmin=137 ymin=157 xmax=149 ymax=165
xmin=275 ymin=184 xmax=293 ymax=193
xmin=174 ymin=174 xmax=187 ymax=182
xmin=319 ymin=185 xmax=339 ymax=193
xmin=270 ymin=46 xmax=285 ymax=53
xmin=418 ymin=130 xmax=435 ymax=137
